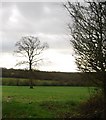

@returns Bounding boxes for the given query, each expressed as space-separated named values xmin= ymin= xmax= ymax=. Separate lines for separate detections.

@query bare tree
xmin=15 ymin=35 xmax=49 ymax=88
xmin=64 ymin=0 xmax=106 ymax=118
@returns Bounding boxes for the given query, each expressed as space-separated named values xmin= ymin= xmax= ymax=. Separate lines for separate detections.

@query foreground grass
xmin=2 ymin=86 xmax=94 ymax=118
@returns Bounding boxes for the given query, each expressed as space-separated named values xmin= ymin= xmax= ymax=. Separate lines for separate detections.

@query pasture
xmin=2 ymin=86 xmax=95 ymax=118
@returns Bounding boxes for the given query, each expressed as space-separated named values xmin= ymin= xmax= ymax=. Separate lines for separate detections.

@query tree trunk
xmin=29 ymin=62 xmax=33 ymax=89
xmin=103 ymin=72 xmax=106 ymax=120
xmin=30 ymin=78 xmax=33 ymax=89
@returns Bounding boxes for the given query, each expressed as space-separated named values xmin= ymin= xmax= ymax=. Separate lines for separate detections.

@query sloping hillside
xmin=1 ymin=68 xmax=102 ymax=86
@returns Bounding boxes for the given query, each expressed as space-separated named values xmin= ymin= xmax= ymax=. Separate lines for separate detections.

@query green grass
xmin=2 ymin=86 xmax=95 ymax=118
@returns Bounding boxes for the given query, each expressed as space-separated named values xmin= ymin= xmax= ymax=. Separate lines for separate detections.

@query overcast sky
xmin=0 ymin=1 xmax=78 ymax=72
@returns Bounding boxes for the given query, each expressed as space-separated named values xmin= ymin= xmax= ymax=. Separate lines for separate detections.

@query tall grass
xmin=2 ymin=77 xmax=93 ymax=86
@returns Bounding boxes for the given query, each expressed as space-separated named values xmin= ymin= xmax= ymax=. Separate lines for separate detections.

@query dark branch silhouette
xmin=15 ymin=35 xmax=49 ymax=88
xmin=64 ymin=0 xmax=106 ymax=119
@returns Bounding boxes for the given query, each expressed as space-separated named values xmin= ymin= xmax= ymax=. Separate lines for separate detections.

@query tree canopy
xmin=64 ymin=1 xmax=106 ymax=119
xmin=15 ymin=35 xmax=49 ymax=71
xmin=64 ymin=1 xmax=106 ymax=72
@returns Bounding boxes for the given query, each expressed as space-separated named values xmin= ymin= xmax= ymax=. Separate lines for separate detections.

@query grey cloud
xmin=2 ymin=2 xmax=71 ymax=53
xmin=2 ymin=2 xmax=69 ymax=34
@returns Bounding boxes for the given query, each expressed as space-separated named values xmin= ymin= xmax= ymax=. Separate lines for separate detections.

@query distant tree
xmin=15 ymin=36 xmax=49 ymax=88
xmin=64 ymin=0 xmax=106 ymax=118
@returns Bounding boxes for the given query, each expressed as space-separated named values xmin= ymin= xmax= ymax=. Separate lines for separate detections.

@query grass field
xmin=2 ymin=86 xmax=95 ymax=118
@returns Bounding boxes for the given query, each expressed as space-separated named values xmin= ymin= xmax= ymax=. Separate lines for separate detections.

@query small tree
xmin=64 ymin=0 xmax=106 ymax=118
xmin=15 ymin=35 xmax=49 ymax=88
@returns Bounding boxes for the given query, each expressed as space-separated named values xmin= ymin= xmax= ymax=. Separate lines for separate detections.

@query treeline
xmin=1 ymin=68 xmax=102 ymax=86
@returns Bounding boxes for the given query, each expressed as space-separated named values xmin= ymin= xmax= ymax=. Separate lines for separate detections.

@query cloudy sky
xmin=0 ymin=1 xmax=78 ymax=72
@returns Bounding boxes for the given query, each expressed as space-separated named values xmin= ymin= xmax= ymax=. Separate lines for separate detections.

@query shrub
xmin=78 ymin=90 xmax=104 ymax=118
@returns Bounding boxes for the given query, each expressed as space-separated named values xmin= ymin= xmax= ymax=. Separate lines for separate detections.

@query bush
xmin=78 ymin=90 xmax=104 ymax=118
